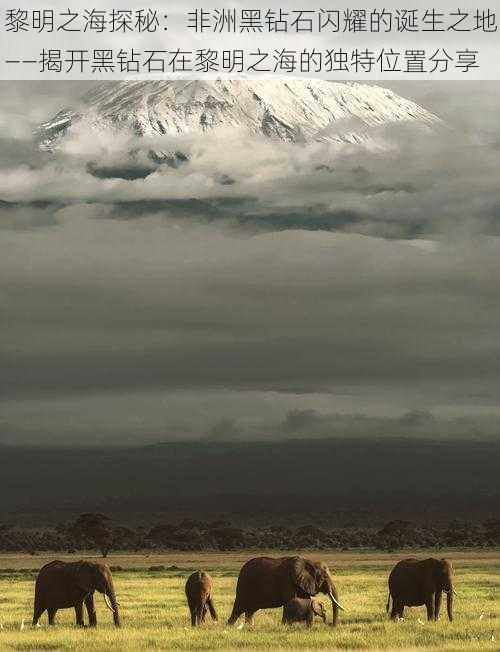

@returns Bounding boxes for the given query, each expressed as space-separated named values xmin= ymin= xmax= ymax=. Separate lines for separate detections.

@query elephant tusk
xmin=329 ymin=592 xmax=346 ymax=611
xmin=104 ymin=594 xmax=116 ymax=612
xmin=443 ymin=589 xmax=458 ymax=596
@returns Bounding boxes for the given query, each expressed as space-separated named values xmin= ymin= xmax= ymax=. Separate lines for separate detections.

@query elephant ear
xmin=73 ymin=561 xmax=94 ymax=593
xmin=428 ymin=559 xmax=447 ymax=587
xmin=291 ymin=557 xmax=317 ymax=596
xmin=432 ymin=558 xmax=446 ymax=576
xmin=437 ymin=558 xmax=452 ymax=579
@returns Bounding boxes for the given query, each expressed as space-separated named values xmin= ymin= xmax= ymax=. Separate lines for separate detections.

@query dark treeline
xmin=1 ymin=514 xmax=499 ymax=556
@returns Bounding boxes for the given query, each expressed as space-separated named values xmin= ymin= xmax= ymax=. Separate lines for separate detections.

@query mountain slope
xmin=36 ymin=78 xmax=439 ymax=150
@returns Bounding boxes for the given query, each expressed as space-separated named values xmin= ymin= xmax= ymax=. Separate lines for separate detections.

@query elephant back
xmin=185 ymin=570 xmax=212 ymax=596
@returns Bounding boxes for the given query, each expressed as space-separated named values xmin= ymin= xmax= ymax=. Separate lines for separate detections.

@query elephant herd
xmin=29 ymin=555 xmax=455 ymax=629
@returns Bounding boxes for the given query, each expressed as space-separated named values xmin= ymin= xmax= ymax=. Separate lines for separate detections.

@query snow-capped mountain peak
xmin=36 ymin=78 xmax=439 ymax=151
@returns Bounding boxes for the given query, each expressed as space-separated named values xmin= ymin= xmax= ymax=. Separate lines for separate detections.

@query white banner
xmin=1 ymin=1 xmax=499 ymax=79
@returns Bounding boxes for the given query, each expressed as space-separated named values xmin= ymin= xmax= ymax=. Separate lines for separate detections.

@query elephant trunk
xmin=103 ymin=579 xmax=120 ymax=627
xmin=328 ymin=589 xmax=344 ymax=626
xmin=446 ymin=586 xmax=453 ymax=622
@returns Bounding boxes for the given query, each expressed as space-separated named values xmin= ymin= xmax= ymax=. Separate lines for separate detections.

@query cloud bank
xmin=1 ymin=82 xmax=500 ymax=444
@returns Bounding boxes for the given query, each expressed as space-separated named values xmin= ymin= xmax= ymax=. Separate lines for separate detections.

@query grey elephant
xmin=228 ymin=556 xmax=345 ymax=626
xmin=387 ymin=558 xmax=455 ymax=621
xmin=185 ymin=570 xmax=218 ymax=627
xmin=282 ymin=597 xmax=327 ymax=627
xmin=32 ymin=560 xmax=120 ymax=627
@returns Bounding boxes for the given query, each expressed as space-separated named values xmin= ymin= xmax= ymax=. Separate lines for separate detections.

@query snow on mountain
xmin=36 ymin=78 xmax=439 ymax=153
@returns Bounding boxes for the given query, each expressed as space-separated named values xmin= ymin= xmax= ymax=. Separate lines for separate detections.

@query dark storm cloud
xmin=2 ymin=216 xmax=500 ymax=427
xmin=2 ymin=82 xmax=500 ymax=443
xmin=206 ymin=409 xmax=500 ymax=442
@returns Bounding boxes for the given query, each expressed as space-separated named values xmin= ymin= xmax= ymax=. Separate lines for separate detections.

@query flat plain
xmin=0 ymin=550 xmax=497 ymax=650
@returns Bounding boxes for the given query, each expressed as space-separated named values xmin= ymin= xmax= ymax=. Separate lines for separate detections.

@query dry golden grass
xmin=0 ymin=549 xmax=497 ymax=650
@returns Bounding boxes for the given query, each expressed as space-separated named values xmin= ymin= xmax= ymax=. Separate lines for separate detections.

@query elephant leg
xmin=393 ymin=600 xmax=405 ymax=620
xmin=32 ymin=604 xmax=45 ymax=626
xmin=306 ymin=612 xmax=313 ymax=628
xmin=227 ymin=600 xmax=244 ymax=625
xmin=434 ymin=591 xmax=442 ymax=621
xmin=48 ymin=608 xmax=57 ymax=626
xmin=75 ymin=601 xmax=85 ymax=627
xmin=390 ymin=599 xmax=401 ymax=621
xmin=187 ymin=598 xmax=196 ymax=627
xmin=85 ymin=593 xmax=97 ymax=627
xmin=425 ymin=596 xmax=435 ymax=621
xmin=195 ymin=599 xmax=207 ymax=626
xmin=196 ymin=598 xmax=205 ymax=624
xmin=207 ymin=596 xmax=218 ymax=622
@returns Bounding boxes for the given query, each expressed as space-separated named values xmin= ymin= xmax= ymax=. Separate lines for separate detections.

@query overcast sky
xmin=1 ymin=81 xmax=500 ymax=445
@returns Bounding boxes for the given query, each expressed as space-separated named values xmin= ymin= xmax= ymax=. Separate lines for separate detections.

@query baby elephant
xmin=282 ymin=597 xmax=327 ymax=627
xmin=185 ymin=570 xmax=218 ymax=626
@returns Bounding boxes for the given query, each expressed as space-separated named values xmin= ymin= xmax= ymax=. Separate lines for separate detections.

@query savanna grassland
xmin=0 ymin=550 xmax=497 ymax=650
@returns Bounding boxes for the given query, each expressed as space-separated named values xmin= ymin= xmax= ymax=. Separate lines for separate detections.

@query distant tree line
xmin=0 ymin=515 xmax=498 ymax=556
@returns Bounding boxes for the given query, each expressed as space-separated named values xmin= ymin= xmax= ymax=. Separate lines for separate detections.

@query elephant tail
xmin=386 ymin=592 xmax=391 ymax=613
